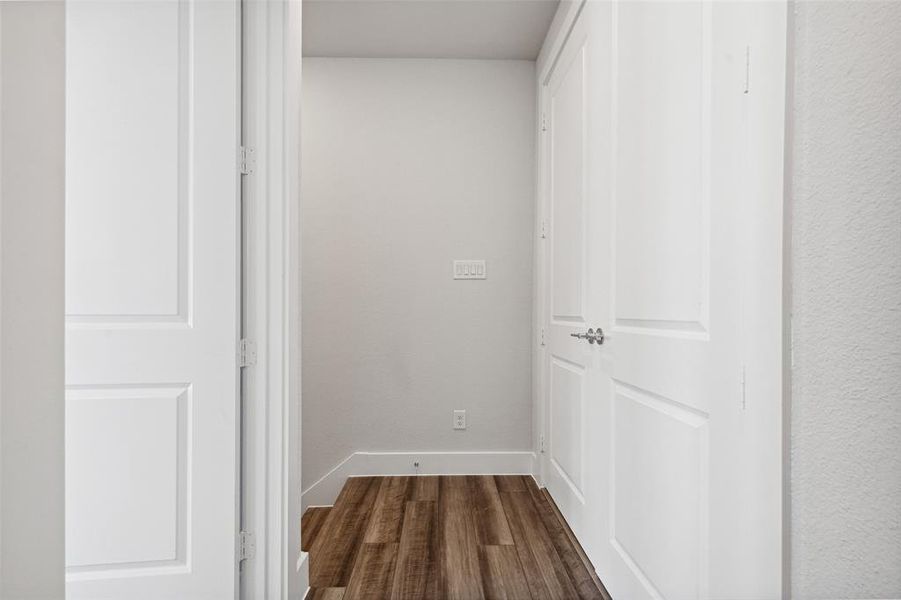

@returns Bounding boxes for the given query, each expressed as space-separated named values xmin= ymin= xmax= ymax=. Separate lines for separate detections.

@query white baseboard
xmin=301 ymin=450 xmax=538 ymax=510
xmin=295 ymin=550 xmax=309 ymax=598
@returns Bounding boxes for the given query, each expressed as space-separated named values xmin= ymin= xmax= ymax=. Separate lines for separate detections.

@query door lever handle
xmin=570 ymin=328 xmax=605 ymax=345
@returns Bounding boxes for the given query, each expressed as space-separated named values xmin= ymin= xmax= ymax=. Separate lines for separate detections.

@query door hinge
xmin=239 ymin=531 xmax=256 ymax=561
xmin=790 ymin=314 xmax=796 ymax=369
xmin=743 ymin=45 xmax=750 ymax=94
xmin=540 ymin=327 xmax=547 ymax=347
xmin=539 ymin=434 xmax=546 ymax=454
xmin=740 ymin=364 xmax=748 ymax=411
xmin=539 ymin=219 xmax=548 ymax=240
xmin=540 ymin=112 xmax=548 ymax=132
xmin=239 ymin=145 xmax=256 ymax=175
xmin=239 ymin=338 xmax=257 ymax=368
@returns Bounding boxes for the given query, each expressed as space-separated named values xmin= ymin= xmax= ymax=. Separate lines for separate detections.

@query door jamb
xmin=240 ymin=1 xmax=304 ymax=598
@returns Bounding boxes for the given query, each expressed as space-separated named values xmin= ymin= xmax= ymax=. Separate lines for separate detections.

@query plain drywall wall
xmin=0 ymin=2 xmax=66 ymax=598
xmin=791 ymin=2 xmax=901 ymax=597
xmin=301 ymin=58 xmax=535 ymax=488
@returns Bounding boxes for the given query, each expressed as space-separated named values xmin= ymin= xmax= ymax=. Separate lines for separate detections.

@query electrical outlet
xmin=453 ymin=409 xmax=466 ymax=430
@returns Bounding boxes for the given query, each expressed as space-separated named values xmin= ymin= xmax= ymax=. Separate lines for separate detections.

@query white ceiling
xmin=302 ymin=0 xmax=560 ymax=61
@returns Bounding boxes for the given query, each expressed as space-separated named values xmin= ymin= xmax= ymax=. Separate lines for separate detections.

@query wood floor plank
xmin=427 ymin=494 xmax=448 ymax=599
xmin=521 ymin=476 xmax=541 ymax=495
xmin=344 ymin=543 xmax=399 ymax=600
xmin=307 ymin=476 xmax=611 ymax=599
xmin=390 ymin=501 xmax=436 ymax=599
xmin=364 ymin=476 xmax=412 ymax=543
xmin=305 ymin=588 xmax=346 ymax=600
xmin=408 ymin=475 xmax=439 ymax=501
xmin=535 ymin=489 xmax=611 ymax=600
xmin=500 ymin=490 xmax=579 ymax=600
xmin=310 ymin=477 xmax=382 ymax=587
xmin=468 ymin=476 xmax=514 ymax=545
xmin=441 ymin=476 xmax=485 ymax=600
xmin=302 ymin=507 xmax=332 ymax=552
xmin=478 ymin=545 xmax=532 ymax=600
xmin=494 ymin=475 xmax=528 ymax=493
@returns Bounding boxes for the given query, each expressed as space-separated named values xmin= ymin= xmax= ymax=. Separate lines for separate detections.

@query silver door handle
xmin=570 ymin=328 xmax=605 ymax=345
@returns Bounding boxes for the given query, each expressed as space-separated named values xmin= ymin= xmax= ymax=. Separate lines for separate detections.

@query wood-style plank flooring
xmin=304 ymin=475 xmax=611 ymax=600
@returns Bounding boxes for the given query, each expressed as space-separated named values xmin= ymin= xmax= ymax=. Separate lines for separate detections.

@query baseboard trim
xmin=301 ymin=451 xmax=537 ymax=509
xmin=295 ymin=550 xmax=309 ymax=600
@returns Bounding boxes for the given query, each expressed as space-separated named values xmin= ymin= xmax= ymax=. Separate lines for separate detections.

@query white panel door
xmin=65 ymin=1 xmax=240 ymax=598
xmin=541 ymin=1 xmax=784 ymax=598
xmin=541 ymin=0 xmax=611 ymax=566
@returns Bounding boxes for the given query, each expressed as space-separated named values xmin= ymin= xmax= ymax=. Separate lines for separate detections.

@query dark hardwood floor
xmin=303 ymin=475 xmax=611 ymax=600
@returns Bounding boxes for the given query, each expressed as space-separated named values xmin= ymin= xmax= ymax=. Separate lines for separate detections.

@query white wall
xmin=301 ymin=58 xmax=535 ymax=488
xmin=0 ymin=2 xmax=66 ymax=598
xmin=790 ymin=2 xmax=901 ymax=597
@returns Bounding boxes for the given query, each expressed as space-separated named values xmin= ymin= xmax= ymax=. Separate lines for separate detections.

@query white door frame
xmin=533 ymin=0 xmax=787 ymax=593
xmin=241 ymin=1 xmax=305 ymax=598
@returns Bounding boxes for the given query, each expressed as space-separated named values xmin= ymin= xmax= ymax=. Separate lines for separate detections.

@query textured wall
xmin=791 ymin=2 xmax=901 ymax=597
xmin=301 ymin=58 xmax=535 ymax=489
xmin=0 ymin=3 xmax=66 ymax=598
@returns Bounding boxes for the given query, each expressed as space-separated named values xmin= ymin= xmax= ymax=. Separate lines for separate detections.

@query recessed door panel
xmin=66 ymin=386 xmax=188 ymax=572
xmin=550 ymin=43 xmax=587 ymax=323
xmin=614 ymin=1 xmax=709 ymax=334
xmin=66 ymin=0 xmax=189 ymax=323
xmin=613 ymin=384 xmax=707 ymax=600
xmin=549 ymin=357 xmax=585 ymax=499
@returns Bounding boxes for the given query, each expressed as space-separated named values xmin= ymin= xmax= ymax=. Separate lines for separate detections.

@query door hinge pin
xmin=239 ymin=338 xmax=257 ymax=368
xmin=239 ymin=146 xmax=256 ymax=175
xmin=744 ymin=45 xmax=750 ymax=94
xmin=740 ymin=365 xmax=747 ymax=410
xmin=239 ymin=531 xmax=256 ymax=561
xmin=541 ymin=112 xmax=548 ymax=132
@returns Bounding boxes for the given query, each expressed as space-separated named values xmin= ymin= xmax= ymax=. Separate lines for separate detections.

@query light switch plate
xmin=453 ymin=260 xmax=486 ymax=280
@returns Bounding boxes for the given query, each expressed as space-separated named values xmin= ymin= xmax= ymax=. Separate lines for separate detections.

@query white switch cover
xmin=453 ymin=260 xmax=486 ymax=280
xmin=453 ymin=410 xmax=466 ymax=430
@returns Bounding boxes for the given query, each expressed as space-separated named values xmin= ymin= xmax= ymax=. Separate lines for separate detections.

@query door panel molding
xmin=66 ymin=0 xmax=194 ymax=326
xmin=610 ymin=382 xmax=709 ymax=600
xmin=549 ymin=37 xmax=588 ymax=324
xmin=65 ymin=384 xmax=191 ymax=578
xmin=549 ymin=356 xmax=587 ymax=502
xmin=611 ymin=0 xmax=712 ymax=339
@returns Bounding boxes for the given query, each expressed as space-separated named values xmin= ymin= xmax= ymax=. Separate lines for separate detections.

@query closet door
xmin=541 ymin=1 xmax=785 ymax=598
xmin=65 ymin=1 xmax=241 ymax=598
